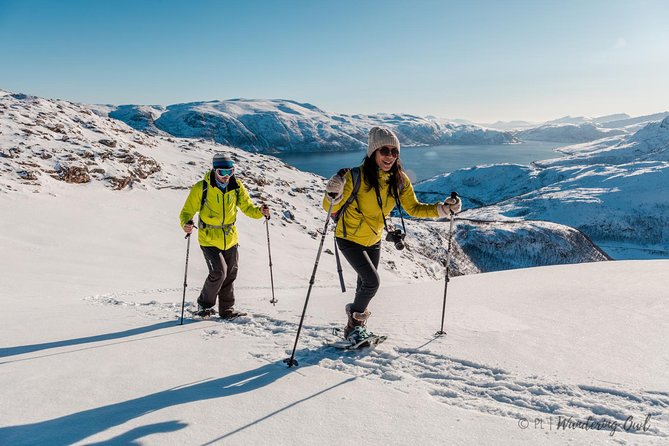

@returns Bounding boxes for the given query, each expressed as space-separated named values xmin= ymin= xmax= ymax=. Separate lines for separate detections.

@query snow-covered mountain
xmin=107 ymin=104 xmax=167 ymax=135
xmin=478 ymin=120 xmax=539 ymax=131
xmin=102 ymin=99 xmax=518 ymax=153
xmin=0 ymin=90 xmax=606 ymax=276
xmin=514 ymin=122 xmax=627 ymax=143
xmin=416 ymin=117 xmax=669 ymax=258
xmin=599 ymin=111 xmax=669 ymax=130
xmin=542 ymin=115 xmax=594 ymax=126
xmin=478 ymin=114 xmax=634 ymax=133
xmin=591 ymin=113 xmax=631 ymax=124
xmin=506 ymin=112 xmax=669 ymax=144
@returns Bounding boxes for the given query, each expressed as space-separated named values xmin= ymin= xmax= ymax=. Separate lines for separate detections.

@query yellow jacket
xmin=180 ymin=171 xmax=263 ymax=250
xmin=322 ymin=167 xmax=440 ymax=247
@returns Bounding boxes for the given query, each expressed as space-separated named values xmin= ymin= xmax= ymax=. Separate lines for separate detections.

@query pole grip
xmin=184 ymin=220 xmax=194 ymax=239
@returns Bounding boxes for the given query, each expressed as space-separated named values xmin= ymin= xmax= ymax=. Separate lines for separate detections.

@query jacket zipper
xmin=221 ymin=192 xmax=227 ymax=250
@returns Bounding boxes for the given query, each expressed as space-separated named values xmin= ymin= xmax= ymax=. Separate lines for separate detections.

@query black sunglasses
xmin=378 ymin=146 xmax=399 ymax=157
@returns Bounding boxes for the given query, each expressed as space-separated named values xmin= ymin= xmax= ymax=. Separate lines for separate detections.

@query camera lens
xmin=395 ymin=241 xmax=405 ymax=250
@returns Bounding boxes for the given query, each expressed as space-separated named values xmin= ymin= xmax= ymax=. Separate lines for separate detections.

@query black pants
xmin=198 ymin=245 xmax=239 ymax=313
xmin=336 ymin=238 xmax=381 ymax=313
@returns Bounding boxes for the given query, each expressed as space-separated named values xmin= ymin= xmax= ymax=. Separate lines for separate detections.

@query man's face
xmin=215 ymin=167 xmax=234 ymax=182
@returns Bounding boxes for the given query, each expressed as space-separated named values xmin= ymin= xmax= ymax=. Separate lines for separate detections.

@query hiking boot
xmin=343 ymin=303 xmax=371 ymax=339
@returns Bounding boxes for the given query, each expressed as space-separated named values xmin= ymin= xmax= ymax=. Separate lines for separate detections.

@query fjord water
xmin=275 ymin=141 xmax=566 ymax=182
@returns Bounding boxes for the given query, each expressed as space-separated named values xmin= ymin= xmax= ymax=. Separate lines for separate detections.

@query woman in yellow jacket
xmin=181 ymin=152 xmax=270 ymax=318
xmin=323 ymin=127 xmax=461 ymax=343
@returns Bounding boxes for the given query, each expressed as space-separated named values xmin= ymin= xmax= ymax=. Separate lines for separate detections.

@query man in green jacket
xmin=180 ymin=152 xmax=270 ymax=318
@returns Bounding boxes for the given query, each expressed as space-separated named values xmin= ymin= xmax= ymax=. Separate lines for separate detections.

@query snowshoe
xmin=219 ymin=309 xmax=248 ymax=320
xmin=329 ymin=326 xmax=388 ymax=350
xmin=188 ymin=304 xmax=217 ymax=318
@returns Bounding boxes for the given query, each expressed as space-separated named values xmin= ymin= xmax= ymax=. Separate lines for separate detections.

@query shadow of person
xmin=0 ymin=320 xmax=191 ymax=361
xmin=85 ymin=421 xmax=187 ymax=446
xmin=0 ymin=360 xmax=296 ymax=445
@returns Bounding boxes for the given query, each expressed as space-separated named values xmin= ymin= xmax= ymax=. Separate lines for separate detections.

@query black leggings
xmin=336 ymin=238 xmax=381 ymax=313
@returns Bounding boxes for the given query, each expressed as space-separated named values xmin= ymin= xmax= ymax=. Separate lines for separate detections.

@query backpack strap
xmin=333 ymin=167 xmax=362 ymax=238
xmin=200 ymin=180 xmax=208 ymax=212
xmin=332 ymin=167 xmax=360 ymax=293
xmin=198 ymin=172 xmax=239 ymax=231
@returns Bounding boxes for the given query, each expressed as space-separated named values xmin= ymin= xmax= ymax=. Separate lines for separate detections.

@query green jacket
xmin=322 ymin=167 xmax=440 ymax=247
xmin=180 ymin=171 xmax=263 ymax=250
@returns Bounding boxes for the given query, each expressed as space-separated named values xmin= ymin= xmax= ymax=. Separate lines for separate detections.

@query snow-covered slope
xmin=105 ymin=99 xmax=518 ymax=153
xmin=0 ymin=90 xmax=604 ymax=273
xmin=0 ymin=194 xmax=666 ymax=445
xmin=417 ymin=117 xmax=669 ymax=259
xmin=0 ymin=91 xmax=477 ymax=282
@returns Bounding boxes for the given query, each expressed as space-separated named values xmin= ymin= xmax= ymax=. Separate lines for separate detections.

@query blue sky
xmin=1 ymin=0 xmax=667 ymax=122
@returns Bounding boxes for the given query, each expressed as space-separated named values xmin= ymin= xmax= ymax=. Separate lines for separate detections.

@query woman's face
xmin=374 ymin=146 xmax=399 ymax=172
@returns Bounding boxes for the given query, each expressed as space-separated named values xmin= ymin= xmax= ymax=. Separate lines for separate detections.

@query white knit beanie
xmin=367 ymin=126 xmax=400 ymax=158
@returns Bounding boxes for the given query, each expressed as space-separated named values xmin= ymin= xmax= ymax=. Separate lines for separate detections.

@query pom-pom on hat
xmin=368 ymin=126 xmax=400 ymax=158
xmin=213 ymin=152 xmax=234 ymax=169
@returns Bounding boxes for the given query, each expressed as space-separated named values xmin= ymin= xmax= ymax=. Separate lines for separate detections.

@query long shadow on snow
xmin=0 ymin=359 xmax=302 ymax=445
xmin=85 ymin=421 xmax=188 ymax=446
xmin=0 ymin=320 xmax=184 ymax=360
xmin=0 ymin=342 xmax=379 ymax=445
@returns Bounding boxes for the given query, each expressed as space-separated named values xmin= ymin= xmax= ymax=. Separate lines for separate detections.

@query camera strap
xmin=392 ymin=185 xmax=407 ymax=234
xmin=375 ymin=185 xmax=407 ymax=234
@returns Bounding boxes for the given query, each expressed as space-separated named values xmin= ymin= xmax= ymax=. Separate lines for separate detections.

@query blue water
xmin=274 ymin=141 xmax=566 ymax=182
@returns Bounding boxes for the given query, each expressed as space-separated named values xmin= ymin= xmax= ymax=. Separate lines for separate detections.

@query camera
xmin=385 ymin=229 xmax=406 ymax=250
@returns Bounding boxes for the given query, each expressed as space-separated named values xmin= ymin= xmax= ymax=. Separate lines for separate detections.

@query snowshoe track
xmin=87 ymin=292 xmax=669 ymax=438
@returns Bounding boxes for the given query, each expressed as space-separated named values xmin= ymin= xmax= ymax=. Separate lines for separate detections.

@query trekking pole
xmin=180 ymin=220 xmax=194 ymax=326
xmin=265 ymin=215 xmax=278 ymax=306
xmin=436 ymin=193 xmax=458 ymax=336
xmin=284 ymin=196 xmax=337 ymax=367
xmin=334 ymin=235 xmax=346 ymax=292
